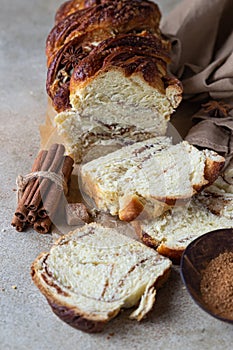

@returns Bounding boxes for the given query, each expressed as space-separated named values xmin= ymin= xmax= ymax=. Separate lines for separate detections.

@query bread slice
xmin=31 ymin=222 xmax=172 ymax=332
xmin=133 ymin=189 xmax=233 ymax=263
xmin=79 ymin=137 xmax=225 ymax=221
xmin=54 ymin=108 xmax=167 ymax=163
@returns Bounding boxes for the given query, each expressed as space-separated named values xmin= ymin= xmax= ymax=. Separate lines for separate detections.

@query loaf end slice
xmin=80 ymin=137 xmax=225 ymax=221
xmin=54 ymin=109 xmax=167 ymax=163
xmin=133 ymin=189 xmax=233 ymax=263
xmin=31 ymin=223 xmax=172 ymax=332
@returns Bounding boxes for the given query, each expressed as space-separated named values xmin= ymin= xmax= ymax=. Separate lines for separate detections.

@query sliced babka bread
xmin=79 ymin=137 xmax=225 ymax=221
xmin=31 ymin=222 xmax=172 ymax=332
xmin=133 ymin=188 xmax=233 ymax=263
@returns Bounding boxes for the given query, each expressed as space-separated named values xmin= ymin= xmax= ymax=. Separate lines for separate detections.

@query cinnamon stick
xmin=14 ymin=149 xmax=47 ymax=222
xmin=11 ymin=215 xmax=25 ymax=232
xmin=34 ymin=217 xmax=52 ymax=234
xmin=27 ymin=210 xmax=37 ymax=224
xmin=15 ymin=206 xmax=28 ymax=223
xmin=37 ymin=207 xmax=48 ymax=219
xmin=25 ymin=143 xmax=65 ymax=211
xmin=37 ymin=156 xmax=74 ymax=219
xmin=22 ymin=150 xmax=48 ymax=208
xmin=12 ymin=143 xmax=74 ymax=234
xmin=36 ymin=156 xmax=64 ymax=219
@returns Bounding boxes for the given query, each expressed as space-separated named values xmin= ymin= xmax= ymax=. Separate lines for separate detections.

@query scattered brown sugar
xmin=200 ymin=251 xmax=233 ymax=320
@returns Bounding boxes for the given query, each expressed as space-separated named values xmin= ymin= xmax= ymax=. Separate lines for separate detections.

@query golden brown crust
xmin=55 ymin=0 xmax=104 ymax=24
xmin=132 ymin=221 xmax=159 ymax=248
xmin=204 ymin=156 xmax=225 ymax=185
xmin=133 ymin=221 xmax=184 ymax=264
xmin=151 ymin=197 xmax=189 ymax=207
xmin=164 ymin=75 xmax=183 ymax=108
xmin=192 ymin=155 xmax=225 ymax=193
xmin=47 ymin=0 xmax=161 ymax=65
xmin=119 ymin=195 xmax=145 ymax=222
xmin=156 ymin=244 xmax=183 ymax=265
xmin=32 ymin=259 xmax=171 ymax=332
xmin=48 ymin=32 xmax=171 ymax=112
xmin=151 ymin=154 xmax=225 ymax=203
xmin=46 ymin=0 xmax=183 ymax=114
xmin=70 ymin=32 xmax=171 ymax=97
xmin=47 ymin=7 xmax=92 ymax=66
xmin=46 ymin=34 xmax=94 ymax=112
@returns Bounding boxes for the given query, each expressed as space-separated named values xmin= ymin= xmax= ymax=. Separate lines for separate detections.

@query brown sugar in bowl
xmin=180 ymin=228 xmax=233 ymax=324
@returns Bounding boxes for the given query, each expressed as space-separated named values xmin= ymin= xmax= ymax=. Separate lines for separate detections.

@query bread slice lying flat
xmin=80 ymin=137 xmax=225 ymax=221
xmin=31 ymin=222 xmax=172 ymax=333
xmin=133 ymin=189 xmax=233 ymax=263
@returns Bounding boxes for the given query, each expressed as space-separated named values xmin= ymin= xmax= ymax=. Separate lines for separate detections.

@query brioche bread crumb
xmin=80 ymin=137 xmax=224 ymax=220
xmin=135 ymin=190 xmax=233 ymax=262
xmin=31 ymin=223 xmax=171 ymax=332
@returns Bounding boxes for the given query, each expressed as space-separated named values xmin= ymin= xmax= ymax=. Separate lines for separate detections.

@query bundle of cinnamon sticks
xmin=11 ymin=144 xmax=74 ymax=234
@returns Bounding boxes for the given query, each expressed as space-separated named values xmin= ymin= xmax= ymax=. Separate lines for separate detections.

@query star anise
xmin=61 ymin=46 xmax=87 ymax=71
xmin=202 ymin=100 xmax=233 ymax=118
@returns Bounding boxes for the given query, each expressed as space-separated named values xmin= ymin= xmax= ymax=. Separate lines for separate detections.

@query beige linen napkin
xmin=162 ymin=0 xmax=233 ymax=101
xmin=185 ymin=102 xmax=233 ymax=166
xmin=162 ymin=0 xmax=233 ymax=181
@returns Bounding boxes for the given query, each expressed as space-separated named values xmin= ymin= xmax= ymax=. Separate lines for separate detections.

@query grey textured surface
xmin=1 ymin=1 xmax=232 ymax=349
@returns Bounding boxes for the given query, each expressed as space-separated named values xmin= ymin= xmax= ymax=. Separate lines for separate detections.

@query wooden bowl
xmin=180 ymin=228 xmax=233 ymax=324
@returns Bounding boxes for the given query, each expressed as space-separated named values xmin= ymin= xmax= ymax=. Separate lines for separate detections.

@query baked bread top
xmin=55 ymin=0 xmax=104 ymax=24
xmin=47 ymin=0 xmax=161 ymax=65
xmin=70 ymin=32 xmax=170 ymax=91
xmin=31 ymin=222 xmax=171 ymax=332
xmin=79 ymin=136 xmax=225 ymax=221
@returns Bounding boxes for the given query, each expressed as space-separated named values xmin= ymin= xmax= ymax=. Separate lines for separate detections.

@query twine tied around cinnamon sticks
xmin=11 ymin=144 xmax=74 ymax=234
xmin=17 ymin=171 xmax=69 ymax=200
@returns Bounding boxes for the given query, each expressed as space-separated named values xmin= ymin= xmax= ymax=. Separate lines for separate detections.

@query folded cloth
xmin=162 ymin=0 xmax=233 ymax=101
xmin=185 ymin=101 xmax=233 ymax=167
xmin=162 ymin=0 xmax=233 ymax=182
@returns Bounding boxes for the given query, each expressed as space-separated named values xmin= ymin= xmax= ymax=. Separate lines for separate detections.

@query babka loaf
xmin=46 ymin=0 xmax=165 ymax=111
xmin=69 ymin=32 xmax=181 ymax=121
xmin=31 ymin=222 xmax=172 ymax=332
xmin=46 ymin=0 xmax=182 ymax=160
xmin=79 ymin=136 xmax=225 ymax=221
xmin=133 ymin=188 xmax=233 ymax=263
